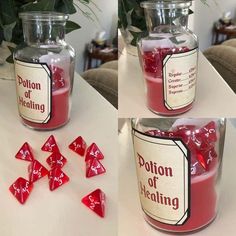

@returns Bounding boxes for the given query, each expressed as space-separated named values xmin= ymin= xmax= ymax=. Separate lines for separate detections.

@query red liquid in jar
xmin=141 ymin=47 xmax=193 ymax=115
xmin=22 ymin=87 xmax=70 ymax=130
xmin=145 ymin=169 xmax=217 ymax=232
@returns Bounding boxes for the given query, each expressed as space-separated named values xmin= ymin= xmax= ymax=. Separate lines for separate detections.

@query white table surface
xmin=0 ymin=74 xmax=118 ymax=236
xmin=118 ymin=49 xmax=236 ymax=118
xmin=118 ymin=119 xmax=236 ymax=236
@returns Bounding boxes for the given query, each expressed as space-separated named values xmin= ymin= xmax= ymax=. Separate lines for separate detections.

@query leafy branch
xmin=74 ymin=0 xmax=101 ymax=22
xmin=118 ymin=0 xmax=213 ymax=46
xmin=0 ymin=0 xmax=100 ymax=63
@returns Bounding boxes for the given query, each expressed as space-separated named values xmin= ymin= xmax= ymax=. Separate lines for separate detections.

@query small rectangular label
xmin=163 ymin=48 xmax=198 ymax=110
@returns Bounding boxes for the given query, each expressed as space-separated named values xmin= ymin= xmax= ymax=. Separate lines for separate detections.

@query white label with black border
xmin=133 ymin=130 xmax=190 ymax=225
xmin=163 ymin=48 xmax=198 ymax=110
xmin=15 ymin=60 xmax=51 ymax=123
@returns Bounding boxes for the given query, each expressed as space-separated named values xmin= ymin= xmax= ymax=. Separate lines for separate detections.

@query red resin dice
xmin=46 ymin=152 xmax=67 ymax=168
xmin=41 ymin=135 xmax=59 ymax=153
xmin=28 ymin=160 xmax=48 ymax=183
xmin=81 ymin=189 xmax=105 ymax=218
xmin=85 ymin=143 xmax=104 ymax=162
xmin=48 ymin=168 xmax=69 ymax=191
xmin=145 ymin=129 xmax=175 ymax=138
xmin=15 ymin=142 xmax=34 ymax=162
xmin=86 ymin=158 xmax=106 ymax=178
xmin=196 ymin=146 xmax=218 ymax=171
xmin=49 ymin=65 xmax=65 ymax=90
xmin=191 ymin=153 xmax=205 ymax=176
xmin=146 ymin=121 xmax=218 ymax=176
xmin=69 ymin=136 xmax=87 ymax=156
xmin=9 ymin=177 xmax=33 ymax=204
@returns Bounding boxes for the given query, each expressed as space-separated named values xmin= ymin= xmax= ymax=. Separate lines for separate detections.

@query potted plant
xmin=0 ymin=0 xmax=99 ymax=79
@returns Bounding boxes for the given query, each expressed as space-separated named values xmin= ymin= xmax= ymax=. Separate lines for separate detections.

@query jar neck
xmin=22 ymin=20 xmax=66 ymax=45
xmin=143 ymin=7 xmax=189 ymax=34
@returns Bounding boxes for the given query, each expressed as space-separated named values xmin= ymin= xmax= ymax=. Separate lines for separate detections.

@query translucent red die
xmin=15 ymin=142 xmax=34 ymax=162
xmin=9 ymin=177 xmax=33 ymax=204
xmin=195 ymin=121 xmax=217 ymax=146
xmin=81 ymin=189 xmax=106 ymax=218
xmin=145 ymin=129 xmax=175 ymax=138
xmin=49 ymin=65 xmax=65 ymax=90
xmin=28 ymin=160 xmax=48 ymax=183
xmin=48 ymin=167 xmax=69 ymax=191
xmin=146 ymin=121 xmax=218 ymax=176
xmin=41 ymin=135 xmax=59 ymax=153
xmin=86 ymin=158 xmax=106 ymax=178
xmin=46 ymin=152 xmax=67 ymax=169
xmin=69 ymin=136 xmax=87 ymax=156
xmin=85 ymin=143 xmax=104 ymax=162
xmin=196 ymin=146 xmax=218 ymax=171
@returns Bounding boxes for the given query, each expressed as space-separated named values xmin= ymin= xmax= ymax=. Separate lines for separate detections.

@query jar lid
xmin=141 ymin=0 xmax=192 ymax=9
xmin=19 ymin=11 xmax=69 ymax=22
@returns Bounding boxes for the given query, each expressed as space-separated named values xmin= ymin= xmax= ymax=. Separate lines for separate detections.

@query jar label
xmin=163 ymin=48 xmax=198 ymax=110
xmin=132 ymin=130 xmax=190 ymax=225
xmin=15 ymin=60 xmax=52 ymax=123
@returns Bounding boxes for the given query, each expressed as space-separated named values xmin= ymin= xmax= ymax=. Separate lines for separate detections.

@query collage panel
xmin=118 ymin=0 xmax=236 ymax=235
xmin=0 ymin=0 xmax=236 ymax=235
xmin=0 ymin=1 xmax=118 ymax=236
xmin=118 ymin=0 xmax=236 ymax=118
xmin=119 ymin=118 xmax=236 ymax=235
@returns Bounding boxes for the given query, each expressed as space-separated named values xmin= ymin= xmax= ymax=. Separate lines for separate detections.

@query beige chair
xmin=203 ymin=39 xmax=236 ymax=93
xmin=81 ymin=60 xmax=118 ymax=108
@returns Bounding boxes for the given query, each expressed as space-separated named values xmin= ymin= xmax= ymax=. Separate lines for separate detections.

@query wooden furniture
xmin=212 ymin=23 xmax=236 ymax=45
xmin=85 ymin=48 xmax=118 ymax=70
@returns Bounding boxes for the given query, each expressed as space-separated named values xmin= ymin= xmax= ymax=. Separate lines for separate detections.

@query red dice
xmin=48 ymin=168 xmax=69 ymax=191
xmin=46 ymin=152 xmax=67 ymax=169
xmin=69 ymin=136 xmax=87 ymax=156
xmin=41 ymin=135 xmax=59 ymax=153
xmin=86 ymin=158 xmax=106 ymax=178
xmin=15 ymin=142 xmax=34 ymax=162
xmin=82 ymin=189 xmax=106 ymax=217
xmin=28 ymin=160 xmax=48 ymax=183
xmin=85 ymin=143 xmax=104 ymax=162
xmin=9 ymin=177 xmax=33 ymax=204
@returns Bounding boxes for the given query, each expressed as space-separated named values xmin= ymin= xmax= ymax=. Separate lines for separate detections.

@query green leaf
xmin=10 ymin=19 xmax=24 ymax=45
xmin=0 ymin=29 xmax=3 ymax=45
xmin=131 ymin=8 xmax=146 ymax=31
xmin=118 ymin=0 xmax=128 ymax=29
xmin=130 ymin=31 xmax=141 ymax=46
xmin=21 ymin=0 xmax=56 ymax=11
xmin=65 ymin=20 xmax=81 ymax=34
xmin=6 ymin=54 xmax=14 ymax=63
xmin=8 ymin=46 xmax=15 ymax=54
xmin=5 ymin=46 xmax=15 ymax=64
xmin=0 ymin=0 xmax=17 ymax=25
xmin=2 ymin=21 xmax=16 ymax=42
xmin=81 ymin=0 xmax=90 ymax=3
xmin=188 ymin=9 xmax=194 ymax=15
xmin=55 ymin=0 xmax=76 ymax=14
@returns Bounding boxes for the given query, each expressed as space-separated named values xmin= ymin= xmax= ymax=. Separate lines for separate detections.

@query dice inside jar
xmin=132 ymin=118 xmax=226 ymax=233
xmin=14 ymin=12 xmax=75 ymax=130
xmin=137 ymin=1 xmax=198 ymax=115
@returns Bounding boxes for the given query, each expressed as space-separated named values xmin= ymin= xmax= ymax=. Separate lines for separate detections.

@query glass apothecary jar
xmin=14 ymin=12 xmax=75 ymax=130
xmin=132 ymin=118 xmax=226 ymax=233
xmin=137 ymin=0 xmax=198 ymax=116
